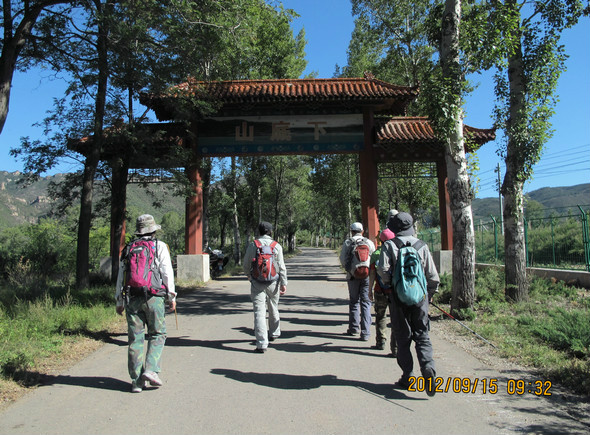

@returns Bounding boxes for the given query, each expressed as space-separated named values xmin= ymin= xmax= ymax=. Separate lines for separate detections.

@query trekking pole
xmin=431 ymin=303 xmax=496 ymax=349
xmin=174 ymin=306 xmax=179 ymax=330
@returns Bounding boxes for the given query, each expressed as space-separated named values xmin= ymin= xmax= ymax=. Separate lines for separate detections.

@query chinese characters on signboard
xmin=236 ymin=120 xmax=328 ymax=142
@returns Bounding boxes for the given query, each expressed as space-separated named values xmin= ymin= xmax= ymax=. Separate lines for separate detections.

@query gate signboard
xmin=198 ymin=114 xmax=364 ymax=156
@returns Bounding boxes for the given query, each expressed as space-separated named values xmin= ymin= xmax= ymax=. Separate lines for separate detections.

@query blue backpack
xmin=392 ymin=238 xmax=427 ymax=305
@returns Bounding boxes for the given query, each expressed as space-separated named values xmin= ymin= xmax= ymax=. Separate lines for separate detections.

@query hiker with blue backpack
xmin=378 ymin=212 xmax=440 ymax=396
xmin=339 ymin=222 xmax=375 ymax=341
xmin=115 ymin=214 xmax=176 ymax=393
xmin=243 ymin=221 xmax=288 ymax=353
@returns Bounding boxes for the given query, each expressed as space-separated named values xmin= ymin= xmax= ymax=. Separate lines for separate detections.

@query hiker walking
xmin=377 ymin=212 xmax=439 ymax=396
xmin=369 ymin=228 xmax=397 ymax=356
xmin=339 ymin=222 xmax=375 ymax=341
xmin=243 ymin=221 xmax=288 ymax=353
xmin=115 ymin=214 xmax=176 ymax=393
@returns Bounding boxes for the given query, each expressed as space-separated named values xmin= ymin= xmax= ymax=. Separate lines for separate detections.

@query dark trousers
xmin=390 ymin=295 xmax=435 ymax=380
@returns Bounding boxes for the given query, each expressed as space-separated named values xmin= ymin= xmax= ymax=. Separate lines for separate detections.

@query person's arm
xmin=420 ymin=244 xmax=440 ymax=300
xmin=158 ymin=242 xmax=176 ymax=310
xmin=243 ymin=241 xmax=255 ymax=279
xmin=377 ymin=241 xmax=393 ymax=286
xmin=276 ymin=243 xmax=288 ymax=293
xmin=115 ymin=250 xmax=126 ymax=315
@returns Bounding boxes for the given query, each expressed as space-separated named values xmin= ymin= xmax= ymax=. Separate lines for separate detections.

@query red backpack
xmin=250 ymin=240 xmax=280 ymax=282
xmin=349 ymin=237 xmax=371 ymax=279
xmin=123 ymin=238 xmax=166 ymax=296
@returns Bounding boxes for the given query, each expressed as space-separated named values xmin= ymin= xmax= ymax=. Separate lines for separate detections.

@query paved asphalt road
xmin=0 ymin=247 xmax=588 ymax=434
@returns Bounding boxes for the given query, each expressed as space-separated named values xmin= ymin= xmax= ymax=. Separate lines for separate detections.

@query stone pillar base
xmin=177 ymin=254 xmax=210 ymax=283
xmin=432 ymin=250 xmax=452 ymax=275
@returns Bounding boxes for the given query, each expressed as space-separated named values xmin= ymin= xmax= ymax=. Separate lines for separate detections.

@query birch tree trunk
xmin=440 ymin=0 xmax=476 ymax=312
xmin=502 ymin=25 xmax=528 ymax=301
xmin=230 ymin=157 xmax=241 ymax=266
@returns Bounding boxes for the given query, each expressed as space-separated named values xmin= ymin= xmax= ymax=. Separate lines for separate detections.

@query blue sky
xmin=1 ymin=0 xmax=588 ymax=199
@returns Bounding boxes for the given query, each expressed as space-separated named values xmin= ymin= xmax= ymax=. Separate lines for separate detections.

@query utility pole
xmin=495 ymin=163 xmax=504 ymax=235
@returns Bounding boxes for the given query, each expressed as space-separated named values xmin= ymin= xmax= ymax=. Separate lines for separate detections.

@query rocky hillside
xmin=0 ymin=171 xmax=185 ymax=229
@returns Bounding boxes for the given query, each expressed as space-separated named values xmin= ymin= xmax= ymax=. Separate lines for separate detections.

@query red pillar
xmin=437 ymin=159 xmax=453 ymax=250
xmin=185 ymin=164 xmax=204 ymax=255
xmin=360 ymin=109 xmax=380 ymax=243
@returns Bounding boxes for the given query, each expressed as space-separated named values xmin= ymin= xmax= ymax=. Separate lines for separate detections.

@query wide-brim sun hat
xmin=135 ymin=214 xmax=161 ymax=235
xmin=389 ymin=212 xmax=415 ymax=236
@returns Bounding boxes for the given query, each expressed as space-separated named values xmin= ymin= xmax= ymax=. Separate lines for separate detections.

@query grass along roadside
xmin=0 ymin=285 xmax=126 ymax=408
xmin=434 ymin=268 xmax=590 ymax=395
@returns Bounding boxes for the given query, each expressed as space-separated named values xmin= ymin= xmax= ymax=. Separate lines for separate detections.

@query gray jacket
xmin=377 ymin=235 xmax=440 ymax=298
xmin=243 ymin=235 xmax=288 ymax=289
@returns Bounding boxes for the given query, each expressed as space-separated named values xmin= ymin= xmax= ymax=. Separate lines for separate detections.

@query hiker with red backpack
xmin=243 ymin=221 xmax=288 ymax=353
xmin=115 ymin=214 xmax=176 ymax=393
xmin=339 ymin=222 xmax=375 ymax=341
xmin=377 ymin=212 xmax=439 ymax=396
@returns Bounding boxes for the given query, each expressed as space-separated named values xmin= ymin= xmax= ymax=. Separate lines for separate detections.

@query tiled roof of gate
xmin=377 ymin=117 xmax=495 ymax=150
xmin=140 ymin=77 xmax=418 ymax=120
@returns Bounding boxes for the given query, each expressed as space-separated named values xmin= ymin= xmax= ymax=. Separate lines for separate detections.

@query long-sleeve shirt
xmin=115 ymin=237 xmax=176 ymax=308
xmin=243 ymin=234 xmax=288 ymax=288
xmin=377 ymin=235 xmax=439 ymax=298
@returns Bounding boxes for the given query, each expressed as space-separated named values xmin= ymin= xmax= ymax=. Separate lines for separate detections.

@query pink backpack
xmin=124 ymin=238 xmax=166 ymax=296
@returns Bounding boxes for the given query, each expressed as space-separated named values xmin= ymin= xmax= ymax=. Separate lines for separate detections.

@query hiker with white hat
xmin=115 ymin=214 xmax=176 ymax=393
xmin=339 ymin=222 xmax=375 ymax=341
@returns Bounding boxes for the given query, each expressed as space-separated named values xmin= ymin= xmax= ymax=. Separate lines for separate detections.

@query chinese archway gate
xmin=75 ymin=76 xmax=494 ymax=281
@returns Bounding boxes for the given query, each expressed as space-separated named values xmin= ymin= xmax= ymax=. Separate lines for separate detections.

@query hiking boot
xmin=254 ymin=347 xmax=266 ymax=353
xmin=373 ymin=342 xmax=385 ymax=350
xmin=423 ymin=368 xmax=436 ymax=397
xmin=345 ymin=329 xmax=359 ymax=336
xmin=131 ymin=379 xmax=145 ymax=393
xmin=393 ymin=376 xmax=411 ymax=390
xmin=142 ymin=371 xmax=163 ymax=387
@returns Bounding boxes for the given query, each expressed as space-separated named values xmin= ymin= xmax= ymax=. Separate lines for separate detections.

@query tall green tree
xmin=488 ymin=0 xmax=584 ymax=301
xmin=12 ymin=0 xmax=308 ymax=287
xmin=0 ymin=0 xmax=76 ymax=135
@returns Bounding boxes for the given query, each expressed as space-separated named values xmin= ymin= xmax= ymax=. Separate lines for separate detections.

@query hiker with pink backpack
xmin=339 ymin=222 xmax=375 ymax=341
xmin=243 ymin=221 xmax=288 ymax=353
xmin=115 ymin=214 xmax=176 ymax=393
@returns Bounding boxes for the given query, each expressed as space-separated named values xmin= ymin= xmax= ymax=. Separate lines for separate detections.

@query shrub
xmin=523 ymin=308 xmax=590 ymax=358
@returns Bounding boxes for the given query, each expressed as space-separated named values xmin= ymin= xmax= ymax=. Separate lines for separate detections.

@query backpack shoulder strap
xmin=254 ymin=239 xmax=262 ymax=249
xmin=270 ymin=240 xmax=278 ymax=250
xmin=392 ymin=238 xmax=405 ymax=250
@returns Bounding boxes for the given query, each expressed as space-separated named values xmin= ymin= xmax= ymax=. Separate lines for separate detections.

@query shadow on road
xmin=38 ymin=374 xmax=130 ymax=392
xmin=209 ymin=368 xmax=422 ymax=408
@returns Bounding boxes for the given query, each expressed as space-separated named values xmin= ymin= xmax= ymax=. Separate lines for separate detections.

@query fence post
xmin=578 ymin=206 xmax=590 ymax=272
xmin=490 ymin=215 xmax=498 ymax=261
xmin=551 ymin=217 xmax=556 ymax=267
xmin=524 ymin=217 xmax=529 ymax=267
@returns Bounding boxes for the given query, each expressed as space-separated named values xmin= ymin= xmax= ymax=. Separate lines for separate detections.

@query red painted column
xmin=360 ymin=109 xmax=380 ymax=242
xmin=185 ymin=164 xmax=204 ymax=255
xmin=437 ymin=158 xmax=453 ymax=250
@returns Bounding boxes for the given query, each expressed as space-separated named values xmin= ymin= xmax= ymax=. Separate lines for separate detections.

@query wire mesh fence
xmin=418 ymin=206 xmax=590 ymax=272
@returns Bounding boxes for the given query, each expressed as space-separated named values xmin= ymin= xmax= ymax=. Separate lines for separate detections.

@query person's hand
xmin=369 ymin=290 xmax=374 ymax=302
xmin=169 ymin=300 xmax=177 ymax=311
xmin=116 ymin=305 xmax=125 ymax=315
xmin=280 ymin=285 xmax=287 ymax=295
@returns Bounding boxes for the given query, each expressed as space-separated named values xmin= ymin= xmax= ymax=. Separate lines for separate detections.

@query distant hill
xmin=472 ymin=183 xmax=590 ymax=222
xmin=0 ymin=171 xmax=185 ymax=229
xmin=1 ymin=171 xmax=588 ymax=228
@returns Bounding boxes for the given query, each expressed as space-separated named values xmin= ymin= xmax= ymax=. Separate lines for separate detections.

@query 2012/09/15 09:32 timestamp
xmin=407 ymin=377 xmax=552 ymax=396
